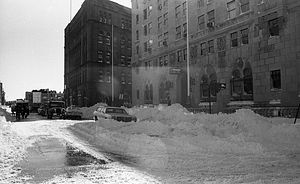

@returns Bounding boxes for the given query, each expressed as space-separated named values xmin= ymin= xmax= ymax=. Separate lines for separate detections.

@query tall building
xmin=131 ymin=0 xmax=300 ymax=113
xmin=65 ymin=0 xmax=132 ymax=107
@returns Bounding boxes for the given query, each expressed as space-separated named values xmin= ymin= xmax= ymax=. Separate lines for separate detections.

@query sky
xmin=0 ymin=0 xmax=131 ymax=101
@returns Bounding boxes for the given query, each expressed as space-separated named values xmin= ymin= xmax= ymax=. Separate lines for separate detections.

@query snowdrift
xmin=72 ymin=104 xmax=300 ymax=169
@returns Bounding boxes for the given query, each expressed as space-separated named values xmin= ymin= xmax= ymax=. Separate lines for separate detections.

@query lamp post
xmin=186 ymin=0 xmax=191 ymax=107
xmin=111 ymin=23 xmax=114 ymax=106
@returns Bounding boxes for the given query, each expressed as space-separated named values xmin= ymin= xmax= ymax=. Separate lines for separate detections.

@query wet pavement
xmin=14 ymin=114 xmax=107 ymax=183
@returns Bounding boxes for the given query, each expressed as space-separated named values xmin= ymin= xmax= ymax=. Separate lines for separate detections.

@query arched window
xmin=159 ymin=82 xmax=165 ymax=100
xmin=244 ymin=68 xmax=253 ymax=94
xmin=232 ymin=70 xmax=242 ymax=95
xmin=200 ymin=73 xmax=217 ymax=102
xmin=145 ymin=85 xmax=149 ymax=101
xmin=230 ymin=66 xmax=253 ymax=101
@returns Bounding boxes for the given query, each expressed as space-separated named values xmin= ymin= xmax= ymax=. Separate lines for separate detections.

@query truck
xmin=44 ymin=100 xmax=65 ymax=119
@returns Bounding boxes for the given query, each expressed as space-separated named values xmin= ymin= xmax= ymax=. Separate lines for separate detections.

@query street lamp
xmin=186 ymin=0 xmax=191 ymax=107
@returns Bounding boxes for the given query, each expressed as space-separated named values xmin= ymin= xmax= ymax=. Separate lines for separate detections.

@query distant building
xmin=64 ymin=0 xmax=132 ymax=107
xmin=0 ymin=82 xmax=4 ymax=105
xmin=131 ymin=0 xmax=300 ymax=113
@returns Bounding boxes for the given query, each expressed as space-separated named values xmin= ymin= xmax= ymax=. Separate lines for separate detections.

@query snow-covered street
xmin=1 ymin=104 xmax=300 ymax=183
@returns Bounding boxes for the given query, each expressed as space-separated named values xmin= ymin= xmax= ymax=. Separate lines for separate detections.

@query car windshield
xmin=105 ymin=108 xmax=127 ymax=114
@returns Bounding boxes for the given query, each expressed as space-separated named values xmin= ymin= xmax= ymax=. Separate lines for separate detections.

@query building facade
xmin=131 ymin=0 xmax=300 ymax=113
xmin=64 ymin=0 xmax=132 ymax=107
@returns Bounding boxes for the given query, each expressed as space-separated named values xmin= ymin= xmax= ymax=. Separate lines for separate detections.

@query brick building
xmin=131 ymin=0 xmax=300 ymax=114
xmin=64 ymin=0 xmax=132 ymax=107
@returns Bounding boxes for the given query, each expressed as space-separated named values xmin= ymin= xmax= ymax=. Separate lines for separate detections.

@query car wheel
xmin=94 ymin=116 xmax=98 ymax=121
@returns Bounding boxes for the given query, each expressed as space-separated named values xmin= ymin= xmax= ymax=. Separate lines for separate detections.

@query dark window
xmin=136 ymin=14 xmax=139 ymax=25
xmin=143 ymin=8 xmax=147 ymax=20
xmin=137 ymin=90 xmax=139 ymax=99
xmin=208 ymin=40 xmax=214 ymax=53
xmin=176 ymin=26 xmax=181 ymax=40
xmin=136 ymin=30 xmax=139 ymax=40
xmin=243 ymin=68 xmax=253 ymax=94
xmin=269 ymin=18 xmax=279 ymax=36
xmin=271 ymin=70 xmax=281 ymax=89
xmin=143 ymin=25 xmax=147 ymax=36
xmin=177 ymin=50 xmax=182 ymax=62
xmin=200 ymin=43 xmax=206 ymax=55
xmin=241 ymin=28 xmax=249 ymax=44
xmin=232 ymin=70 xmax=242 ymax=95
xmin=231 ymin=32 xmax=238 ymax=47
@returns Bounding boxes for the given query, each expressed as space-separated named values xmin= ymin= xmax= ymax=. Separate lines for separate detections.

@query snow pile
xmin=0 ymin=113 xmax=27 ymax=183
xmin=69 ymin=104 xmax=300 ymax=183
xmin=79 ymin=103 xmax=107 ymax=119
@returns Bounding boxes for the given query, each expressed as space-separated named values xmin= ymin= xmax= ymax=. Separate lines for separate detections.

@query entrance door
xmin=176 ymin=73 xmax=187 ymax=107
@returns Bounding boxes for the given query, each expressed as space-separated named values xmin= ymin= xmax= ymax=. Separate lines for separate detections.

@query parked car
xmin=37 ymin=105 xmax=45 ymax=116
xmin=62 ymin=105 xmax=83 ymax=120
xmin=93 ymin=106 xmax=137 ymax=122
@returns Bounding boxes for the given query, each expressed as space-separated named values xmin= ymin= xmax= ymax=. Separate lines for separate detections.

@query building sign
xmin=169 ymin=68 xmax=181 ymax=75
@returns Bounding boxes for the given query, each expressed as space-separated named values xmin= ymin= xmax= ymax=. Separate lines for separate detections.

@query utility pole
xmin=186 ymin=0 xmax=191 ymax=107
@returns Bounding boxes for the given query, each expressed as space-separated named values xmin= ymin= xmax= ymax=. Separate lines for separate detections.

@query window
xmin=200 ymin=74 xmax=217 ymax=101
xmin=208 ymin=40 xmax=214 ymax=54
xmin=164 ymin=55 xmax=168 ymax=66
xmin=143 ymin=25 xmax=147 ymax=36
xmin=136 ymin=30 xmax=139 ymax=40
xmin=176 ymin=26 xmax=181 ymax=40
xmin=144 ymin=42 xmax=147 ymax=52
xmin=230 ymin=67 xmax=253 ymax=101
xmin=271 ymin=70 xmax=281 ymax=89
xmin=207 ymin=10 xmax=215 ymax=24
xmin=158 ymin=0 xmax=162 ymax=10
xmin=182 ymin=2 xmax=187 ymax=17
xmin=121 ymin=55 xmax=125 ymax=65
xmin=198 ymin=15 xmax=205 ymax=30
xmin=106 ymin=34 xmax=111 ymax=45
xmin=148 ymin=5 xmax=152 ymax=17
xmin=106 ymin=71 xmax=111 ymax=83
xmin=227 ymin=0 xmax=236 ymax=19
xmin=175 ymin=5 xmax=181 ymax=19
xmin=159 ymin=82 xmax=166 ymax=101
xmin=99 ymin=70 xmax=104 ymax=82
xmin=158 ymin=16 xmax=162 ymax=30
xmin=183 ymin=48 xmax=187 ymax=61
xmin=98 ymin=31 xmax=103 ymax=44
xmin=143 ymin=8 xmax=147 ymax=20
xmin=231 ymin=32 xmax=238 ymax=47
xmin=98 ymin=51 xmax=103 ymax=62
xmin=269 ymin=18 xmax=279 ymax=36
xmin=128 ymin=74 xmax=132 ymax=84
xmin=136 ymin=14 xmax=139 ymax=25
xmin=106 ymin=51 xmax=111 ymax=64
xmin=121 ymin=72 xmax=125 ymax=84
xmin=244 ymin=68 xmax=253 ymax=94
xmin=197 ymin=0 xmax=204 ymax=8
xmin=241 ymin=28 xmax=249 ymax=44
xmin=164 ymin=32 xmax=169 ymax=44
xmin=200 ymin=43 xmax=206 ymax=55
xmin=240 ymin=0 xmax=250 ymax=13
xmin=121 ymin=36 xmax=125 ymax=49
xmin=145 ymin=61 xmax=148 ymax=70
xmin=183 ymin=23 xmax=187 ymax=38
xmin=159 ymin=56 xmax=163 ymax=66
xmin=158 ymin=34 xmax=163 ymax=47
xmin=127 ymin=57 xmax=131 ymax=66
xmin=148 ymin=22 xmax=152 ymax=34
xmin=177 ymin=50 xmax=182 ymax=62
xmin=99 ymin=11 xmax=103 ymax=22
xmin=232 ymin=70 xmax=242 ymax=95
xmin=137 ymin=90 xmax=139 ymax=100
xmin=163 ymin=13 xmax=168 ymax=26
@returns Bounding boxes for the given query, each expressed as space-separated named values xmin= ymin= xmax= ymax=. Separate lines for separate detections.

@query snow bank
xmin=79 ymin=103 xmax=107 ymax=119
xmin=0 ymin=113 xmax=27 ymax=183
xmin=71 ymin=104 xmax=300 ymax=171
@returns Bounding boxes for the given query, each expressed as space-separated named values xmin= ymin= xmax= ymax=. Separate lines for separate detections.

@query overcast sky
xmin=0 ymin=0 xmax=131 ymax=101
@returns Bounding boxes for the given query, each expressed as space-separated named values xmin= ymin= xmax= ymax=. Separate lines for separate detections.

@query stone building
xmin=64 ymin=0 xmax=132 ymax=107
xmin=131 ymin=0 xmax=300 ymax=114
